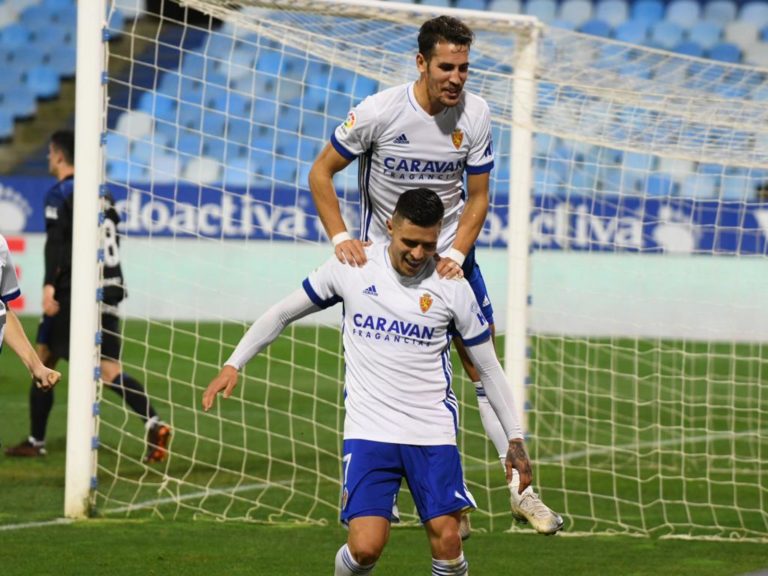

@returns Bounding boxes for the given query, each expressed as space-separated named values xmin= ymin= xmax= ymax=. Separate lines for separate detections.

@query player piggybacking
xmin=309 ymin=15 xmax=562 ymax=535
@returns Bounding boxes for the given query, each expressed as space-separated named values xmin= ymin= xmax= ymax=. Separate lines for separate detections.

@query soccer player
xmin=1 ymin=233 xmax=61 ymax=391
xmin=203 ymin=188 xmax=534 ymax=576
xmin=5 ymin=130 xmax=171 ymax=463
xmin=308 ymin=15 xmax=562 ymax=534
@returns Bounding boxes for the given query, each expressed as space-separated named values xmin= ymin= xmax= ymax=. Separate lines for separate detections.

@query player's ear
xmin=416 ymin=52 xmax=427 ymax=74
xmin=386 ymin=218 xmax=393 ymax=237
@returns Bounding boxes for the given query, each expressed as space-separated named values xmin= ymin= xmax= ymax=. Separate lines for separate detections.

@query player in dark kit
xmin=5 ymin=130 xmax=171 ymax=463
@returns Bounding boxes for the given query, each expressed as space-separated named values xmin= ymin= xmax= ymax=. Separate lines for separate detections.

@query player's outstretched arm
xmin=4 ymin=310 xmax=60 ymax=390
xmin=465 ymin=338 xmax=533 ymax=493
xmin=202 ymin=288 xmax=322 ymax=411
xmin=308 ymin=144 xmax=367 ymax=267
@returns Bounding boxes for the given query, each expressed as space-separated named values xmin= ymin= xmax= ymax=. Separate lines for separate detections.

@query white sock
xmin=28 ymin=436 xmax=45 ymax=447
xmin=473 ymin=382 xmax=509 ymax=460
xmin=144 ymin=415 xmax=160 ymax=431
xmin=432 ymin=554 xmax=468 ymax=576
xmin=335 ymin=544 xmax=375 ymax=576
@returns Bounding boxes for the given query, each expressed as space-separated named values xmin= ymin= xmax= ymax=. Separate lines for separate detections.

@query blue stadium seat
xmin=649 ymin=21 xmax=683 ymax=49
xmin=741 ymin=2 xmax=768 ymax=29
xmin=301 ymin=111 xmax=327 ymax=140
xmin=178 ymin=131 xmax=203 ymax=156
xmin=559 ymin=0 xmax=593 ymax=27
xmin=0 ymin=24 xmax=31 ymax=48
xmin=105 ymin=132 xmax=130 ymax=160
xmin=251 ymin=98 xmax=278 ymax=126
xmin=203 ymin=110 xmax=227 ymax=136
xmin=223 ymin=158 xmax=252 ymax=188
xmin=179 ymin=104 xmax=203 ymax=130
xmin=630 ymin=0 xmax=664 ymax=25
xmin=0 ymin=110 xmax=13 ymax=140
xmin=703 ymin=0 xmax=737 ymax=23
xmin=204 ymin=33 xmax=236 ymax=58
xmin=526 ymin=0 xmax=558 ymax=23
xmin=614 ymin=20 xmax=648 ymax=44
xmin=420 ymin=0 xmax=451 ymax=6
xmin=680 ymin=174 xmax=718 ymax=198
xmin=645 ymin=173 xmax=676 ymax=196
xmin=274 ymin=158 xmax=299 ymax=184
xmin=550 ymin=18 xmax=578 ymax=30
xmin=255 ymin=48 xmax=282 ymax=76
xmin=137 ymin=91 xmax=177 ymax=121
xmin=352 ymin=77 xmax=380 ymax=102
xmin=202 ymin=137 xmax=227 ymax=163
xmin=227 ymin=118 xmax=252 ymax=145
xmin=107 ymin=160 xmax=148 ymax=183
xmin=455 ymin=0 xmax=488 ymax=10
xmin=673 ymin=40 xmax=704 ymax=57
xmin=665 ymin=0 xmax=700 ymax=28
xmin=720 ymin=174 xmax=754 ymax=200
xmin=276 ymin=132 xmax=300 ymax=158
xmin=708 ymin=42 xmax=742 ymax=63
xmin=688 ymin=21 xmax=722 ymax=50
xmin=26 ymin=66 xmax=60 ymax=99
xmin=579 ymin=18 xmax=612 ymax=37
xmin=594 ymin=0 xmax=629 ymax=27
xmin=48 ymin=46 xmax=76 ymax=77
xmin=488 ymin=0 xmax=522 ymax=13
xmin=20 ymin=5 xmax=54 ymax=27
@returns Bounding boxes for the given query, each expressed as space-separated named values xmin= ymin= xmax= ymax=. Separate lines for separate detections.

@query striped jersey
xmin=331 ymin=81 xmax=494 ymax=254
xmin=0 ymin=234 xmax=21 ymax=350
xmin=303 ymin=243 xmax=491 ymax=445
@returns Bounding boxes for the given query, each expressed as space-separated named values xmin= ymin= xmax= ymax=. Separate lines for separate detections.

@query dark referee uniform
xmin=38 ymin=176 xmax=125 ymax=361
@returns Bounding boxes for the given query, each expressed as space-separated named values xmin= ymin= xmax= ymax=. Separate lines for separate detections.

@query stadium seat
xmin=26 ymin=66 xmax=60 ymax=100
xmin=680 ymin=174 xmax=718 ymax=198
xmin=106 ymin=160 xmax=149 ymax=183
xmin=0 ymin=23 xmax=31 ymax=48
xmin=203 ymin=109 xmax=227 ymax=137
xmin=614 ymin=20 xmax=648 ymax=44
xmin=664 ymin=0 xmax=700 ymax=28
xmin=673 ymin=40 xmax=704 ymax=57
xmin=649 ymin=21 xmax=683 ymax=49
xmin=300 ymin=111 xmax=327 ymax=140
xmin=274 ymin=158 xmax=299 ymax=184
xmin=525 ymin=0 xmax=557 ymax=23
xmin=47 ymin=46 xmax=76 ymax=77
xmin=740 ymin=2 xmax=768 ymax=29
xmin=1 ymin=86 xmax=36 ymax=119
xmin=579 ymin=18 xmax=612 ymax=37
xmin=708 ymin=42 xmax=742 ymax=63
xmin=559 ymin=0 xmax=593 ymax=27
xmin=594 ymin=0 xmax=629 ymax=28
xmin=105 ymin=132 xmax=130 ymax=160
xmin=183 ymin=156 xmax=221 ymax=184
xmin=202 ymin=136 xmax=227 ymax=163
xmin=488 ymin=0 xmax=522 ymax=13
xmin=703 ymin=0 xmax=738 ymax=23
xmin=688 ymin=21 xmax=722 ymax=50
xmin=720 ymin=174 xmax=754 ymax=200
xmin=455 ymin=0 xmax=487 ymax=10
xmin=645 ymin=173 xmax=675 ymax=196
xmin=255 ymin=48 xmax=282 ymax=76
xmin=223 ymin=158 xmax=252 ymax=188
xmin=420 ymin=0 xmax=451 ymax=6
xmin=723 ymin=21 xmax=758 ymax=49
xmin=743 ymin=43 xmax=768 ymax=68
xmin=630 ymin=0 xmax=664 ymax=25
xmin=149 ymin=154 xmax=182 ymax=184
xmin=0 ymin=109 xmax=14 ymax=140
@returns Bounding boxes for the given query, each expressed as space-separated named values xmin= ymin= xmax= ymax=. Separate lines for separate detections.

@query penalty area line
xmin=0 ymin=518 xmax=74 ymax=532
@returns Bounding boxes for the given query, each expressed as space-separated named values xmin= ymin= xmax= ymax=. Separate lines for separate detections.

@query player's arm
xmin=202 ymin=288 xmax=321 ymax=411
xmin=464 ymin=338 xmax=532 ymax=494
xmin=4 ymin=309 xmax=61 ymax=390
xmin=308 ymin=143 xmax=367 ymax=267
xmin=42 ymin=197 xmax=65 ymax=316
xmin=437 ymin=171 xmax=490 ymax=279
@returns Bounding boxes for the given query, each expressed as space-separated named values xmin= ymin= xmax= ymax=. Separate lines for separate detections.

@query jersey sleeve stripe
xmin=460 ymin=329 xmax=491 ymax=347
xmin=465 ymin=160 xmax=494 ymax=174
xmin=0 ymin=288 xmax=21 ymax=304
xmin=330 ymin=133 xmax=357 ymax=160
xmin=302 ymin=278 xmax=341 ymax=309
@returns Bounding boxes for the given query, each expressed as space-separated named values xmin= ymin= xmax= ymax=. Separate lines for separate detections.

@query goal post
xmin=66 ymin=0 xmax=768 ymax=541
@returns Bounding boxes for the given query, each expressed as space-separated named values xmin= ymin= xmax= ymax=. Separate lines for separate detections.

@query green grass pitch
xmin=1 ymin=316 xmax=766 ymax=575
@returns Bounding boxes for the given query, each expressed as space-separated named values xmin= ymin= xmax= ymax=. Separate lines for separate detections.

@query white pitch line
xmin=0 ymin=518 xmax=74 ymax=532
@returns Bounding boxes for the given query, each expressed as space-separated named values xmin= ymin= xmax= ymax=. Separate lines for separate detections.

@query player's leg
xmin=335 ymin=439 xmax=400 ymax=576
xmin=5 ymin=315 xmax=62 ymax=457
xmin=456 ymin=258 xmax=563 ymax=535
xmin=99 ymin=311 xmax=171 ymax=463
xmin=402 ymin=444 xmax=472 ymax=576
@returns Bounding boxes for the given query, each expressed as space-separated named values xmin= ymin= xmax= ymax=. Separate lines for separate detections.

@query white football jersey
xmin=332 ymin=82 xmax=494 ymax=254
xmin=0 ymin=234 xmax=21 ymax=350
xmin=304 ymin=243 xmax=491 ymax=445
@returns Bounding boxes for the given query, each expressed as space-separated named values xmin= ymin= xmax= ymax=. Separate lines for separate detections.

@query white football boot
xmin=509 ymin=472 xmax=564 ymax=535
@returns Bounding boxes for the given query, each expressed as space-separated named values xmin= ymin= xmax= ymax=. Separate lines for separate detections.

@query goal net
xmin=81 ymin=0 xmax=768 ymax=540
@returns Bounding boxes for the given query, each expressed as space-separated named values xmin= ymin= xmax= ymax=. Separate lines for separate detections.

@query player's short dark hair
xmin=393 ymin=188 xmax=444 ymax=228
xmin=418 ymin=15 xmax=474 ymax=61
xmin=50 ymin=130 xmax=75 ymax=165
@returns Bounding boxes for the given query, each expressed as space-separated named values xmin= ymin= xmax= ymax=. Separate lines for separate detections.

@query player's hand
xmin=31 ymin=365 xmax=61 ymax=391
xmin=435 ymin=255 xmax=464 ymax=280
xmin=505 ymin=438 xmax=533 ymax=494
xmin=42 ymin=285 xmax=60 ymax=316
xmin=334 ymin=238 xmax=368 ymax=267
xmin=202 ymin=365 xmax=239 ymax=412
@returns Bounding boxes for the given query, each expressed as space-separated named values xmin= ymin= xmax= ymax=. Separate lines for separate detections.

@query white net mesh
xmin=96 ymin=0 xmax=768 ymax=539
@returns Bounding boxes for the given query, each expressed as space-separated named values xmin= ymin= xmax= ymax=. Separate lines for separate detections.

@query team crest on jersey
xmin=419 ymin=293 xmax=433 ymax=313
xmin=451 ymin=129 xmax=463 ymax=149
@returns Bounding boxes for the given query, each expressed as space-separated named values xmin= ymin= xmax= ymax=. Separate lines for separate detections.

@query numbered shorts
xmin=462 ymin=247 xmax=494 ymax=326
xmin=37 ymin=308 xmax=121 ymax=362
xmin=340 ymin=439 xmax=476 ymax=524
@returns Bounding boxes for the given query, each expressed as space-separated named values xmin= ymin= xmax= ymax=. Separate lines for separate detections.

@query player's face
xmin=47 ymin=143 xmax=58 ymax=175
xmin=387 ymin=217 xmax=440 ymax=277
xmin=417 ymin=42 xmax=469 ymax=110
